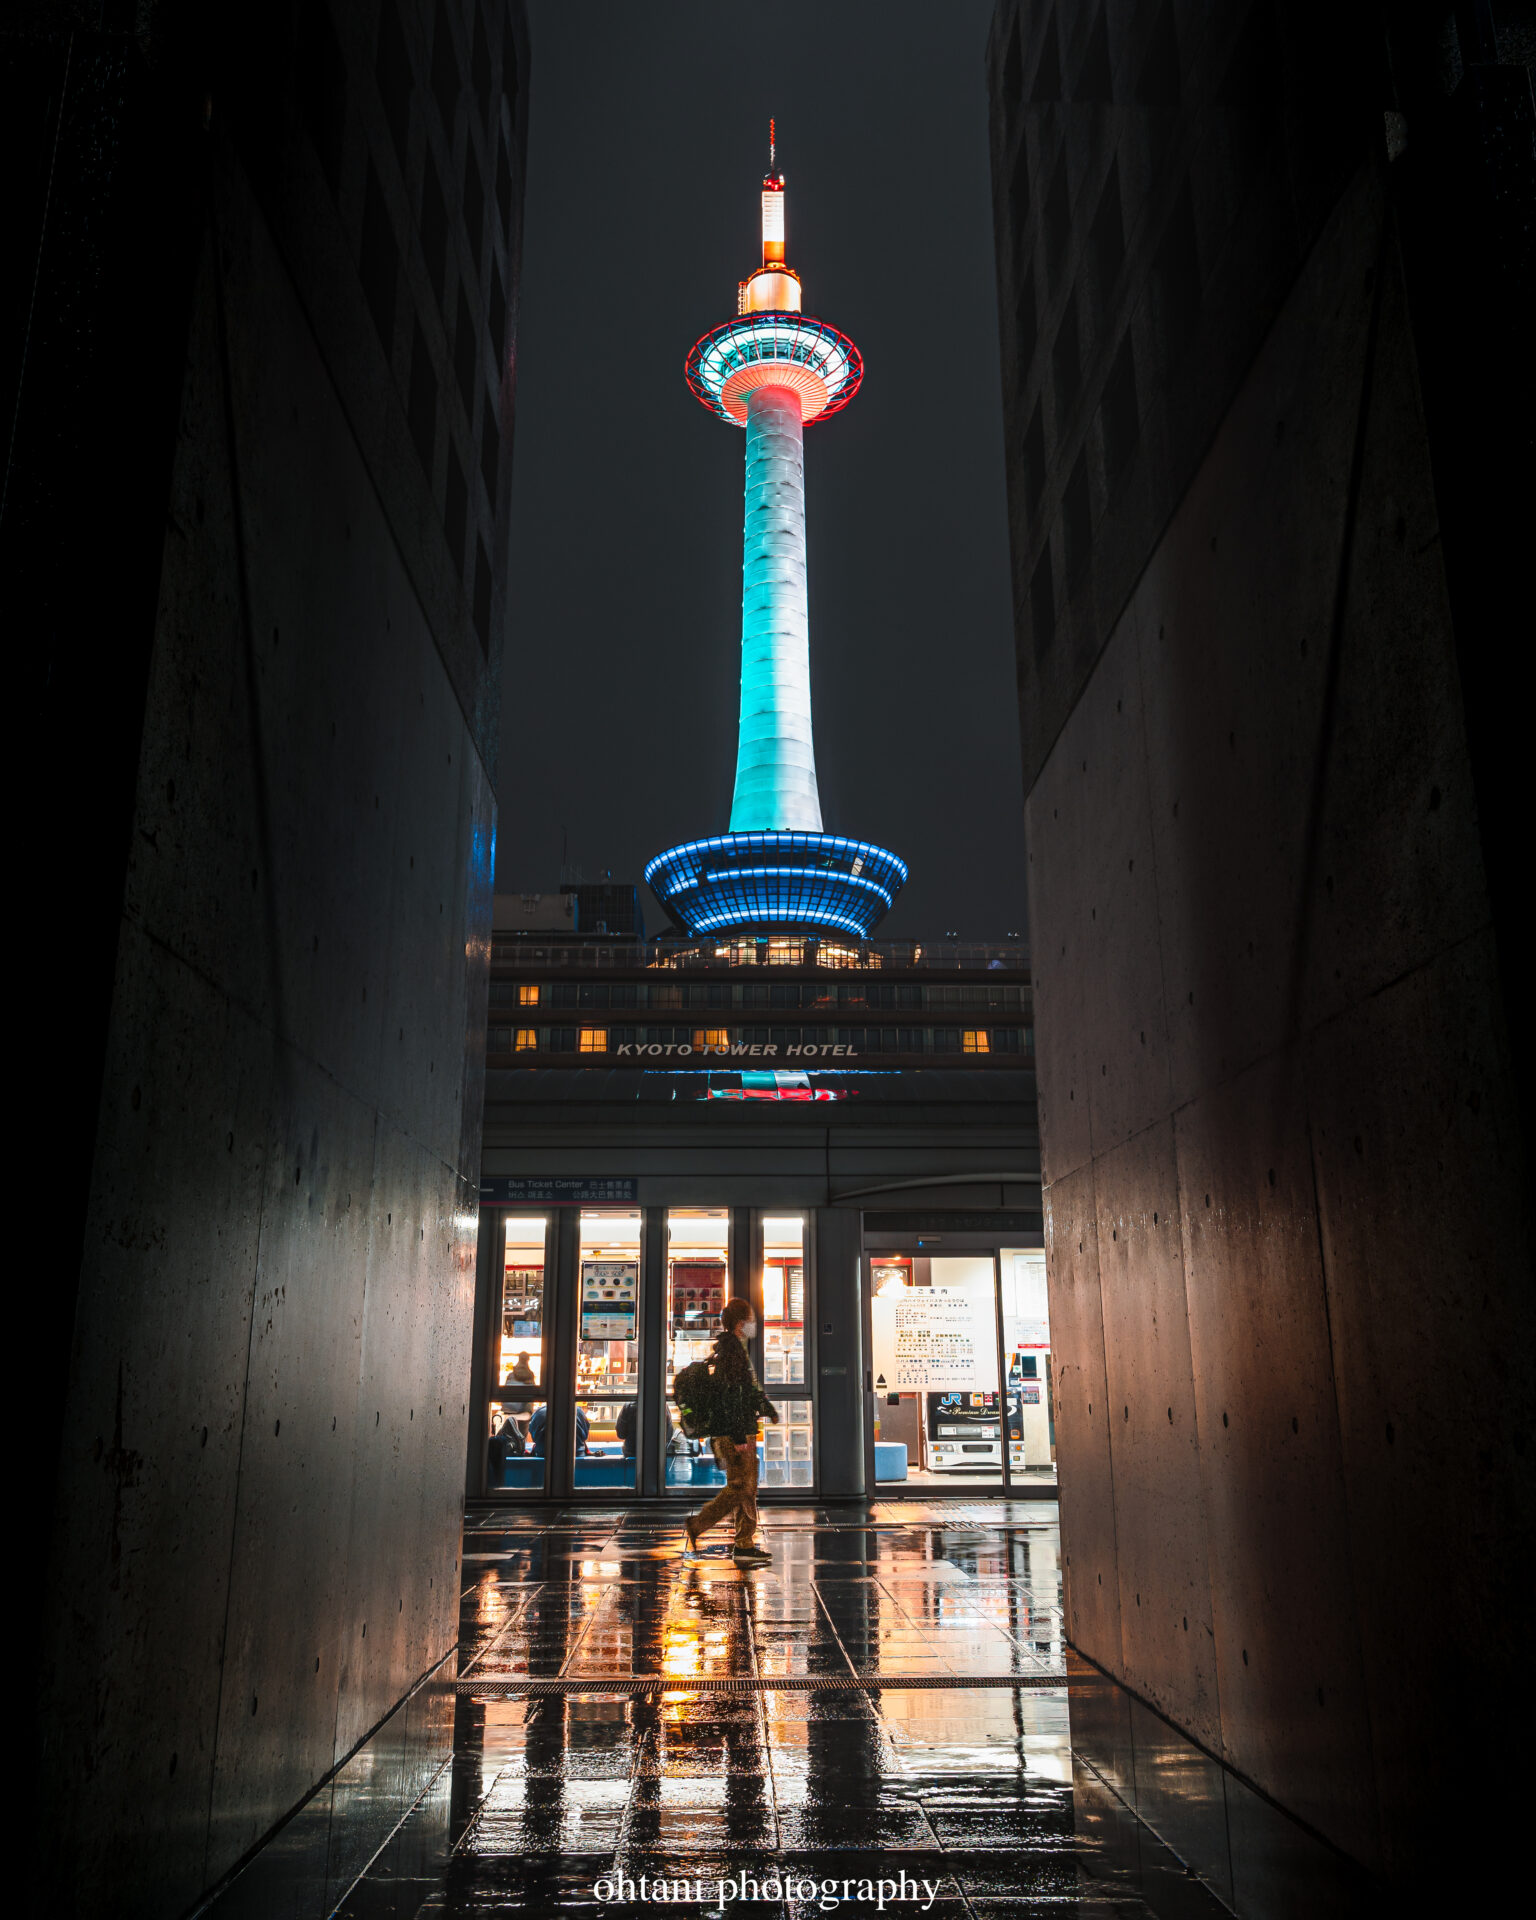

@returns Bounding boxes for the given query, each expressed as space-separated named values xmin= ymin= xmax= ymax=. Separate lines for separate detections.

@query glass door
xmin=759 ymin=1214 xmax=814 ymax=1488
xmin=575 ymin=1209 xmax=642 ymax=1490
xmin=486 ymin=1214 xmax=550 ymax=1492
xmin=663 ymin=1208 xmax=731 ymax=1494
xmin=1000 ymin=1247 xmax=1056 ymax=1489
xmin=867 ymin=1253 xmax=1008 ymax=1491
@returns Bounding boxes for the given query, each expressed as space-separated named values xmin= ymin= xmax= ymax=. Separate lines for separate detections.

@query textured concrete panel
xmin=1305 ymin=932 xmax=1534 ymax=1880
xmin=1045 ymin=1169 xmax=1120 ymax=1659
xmin=40 ymin=924 xmax=271 ymax=1915
xmin=42 ymin=138 xmax=491 ymax=1912
xmin=204 ymin=1059 xmax=379 ymax=1864
xmin=1024 ymin=147 xmax=1531 ymax=1896
xmin=1024 ymin=820 xmax=1095 ymax=1186
xmin=1174 ymin=1054 xmax=1377 ymax=1866
xmin=1093 ymin=1124 xmax=1219 ymax=1746
xmin=1027 ymin=605 xmax=1172 ymax=1177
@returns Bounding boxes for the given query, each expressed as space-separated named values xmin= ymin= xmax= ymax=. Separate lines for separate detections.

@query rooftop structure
xmin=646 ymin=130 xmax=907 ymax=939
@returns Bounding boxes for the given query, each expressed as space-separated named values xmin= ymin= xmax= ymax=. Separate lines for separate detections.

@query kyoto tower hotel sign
xmin=646 ymin=134 xmax=907 ymax=940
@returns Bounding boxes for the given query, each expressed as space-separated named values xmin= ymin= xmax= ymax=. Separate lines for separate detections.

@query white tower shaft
xmin=729 ymin=383 xmax=823 ymax=834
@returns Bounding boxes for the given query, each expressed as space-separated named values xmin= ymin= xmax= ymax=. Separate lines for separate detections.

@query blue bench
xmin=496 ymin=1455 xmax=636 ymax=1489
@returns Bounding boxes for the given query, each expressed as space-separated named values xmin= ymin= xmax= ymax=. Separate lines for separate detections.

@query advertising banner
xmin=580 ymin=1260 xmax=638 ymax=1340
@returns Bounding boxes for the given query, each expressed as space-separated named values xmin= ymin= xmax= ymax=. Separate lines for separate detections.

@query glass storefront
xmin=870 ymin=1247 xmax=1054 ymax=1492
xmin=478 ymin=1204 xmax=1048 ymax=1501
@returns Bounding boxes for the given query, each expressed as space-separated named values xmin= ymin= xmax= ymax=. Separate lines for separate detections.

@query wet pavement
xmin=338 ymin=1504 xmax=1229 ymax=1918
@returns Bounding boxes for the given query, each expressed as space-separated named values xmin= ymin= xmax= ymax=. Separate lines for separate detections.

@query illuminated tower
xmin=646 ymin=132 xmax=908 ymax=940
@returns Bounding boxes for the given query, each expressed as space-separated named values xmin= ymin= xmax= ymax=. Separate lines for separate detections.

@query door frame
xmin=860 ymin=1241 xmax=1056 ymax=1501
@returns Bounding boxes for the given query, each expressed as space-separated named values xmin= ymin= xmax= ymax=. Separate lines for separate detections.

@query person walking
xmin=684 ymin=1297 xmax=777 ymax=1567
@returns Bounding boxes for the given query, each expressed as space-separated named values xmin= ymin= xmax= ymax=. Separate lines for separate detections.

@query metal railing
xmin=489 ymin=937 xmax=1031 ymax=974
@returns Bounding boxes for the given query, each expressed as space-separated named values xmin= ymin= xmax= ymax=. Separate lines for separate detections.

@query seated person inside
xmin=526 ymin=1402 xmax=588 ymax=1455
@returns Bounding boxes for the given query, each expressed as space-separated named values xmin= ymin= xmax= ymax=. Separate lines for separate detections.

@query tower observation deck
xmin=646 ymin=135 xmax=908 ymax=940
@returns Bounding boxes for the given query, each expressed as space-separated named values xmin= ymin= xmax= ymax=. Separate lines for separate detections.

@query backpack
xmin=671 ymin=1359 xmax=719 ymax=1438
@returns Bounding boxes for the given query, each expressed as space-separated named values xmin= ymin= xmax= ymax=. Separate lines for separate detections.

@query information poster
xmin=580 ymin=1260 xmax=638 ymax=1341
xmin=871 ymin=1286 xmax=999 ymax=1393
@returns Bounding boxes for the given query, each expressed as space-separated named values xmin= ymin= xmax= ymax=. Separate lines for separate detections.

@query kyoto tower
xmin=645 ymin=130 xmax=908 ymax=940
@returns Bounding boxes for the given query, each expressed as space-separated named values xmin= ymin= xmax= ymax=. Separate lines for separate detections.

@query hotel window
xmin=993 ymin=1028 xmax=1021 ymax=1052
xmin=514 ymin=1027 xmax=538 ymax=1051
xmin=578 ymin=1027 xmax=608 ymax=1053
xmin=693 ymin=1028 xmax=729 ymax=1048
xmin=933 ymin=1028 xmax=962 ymax=1052
xmin=963 ymin=1030 xmax=991 ymax=1054
xmin=518 ymin=983 xmax=540 ymax=1006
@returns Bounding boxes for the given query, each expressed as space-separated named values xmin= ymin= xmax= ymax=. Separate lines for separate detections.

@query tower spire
xmin=769 ymin=117 xmax=775 ymax=170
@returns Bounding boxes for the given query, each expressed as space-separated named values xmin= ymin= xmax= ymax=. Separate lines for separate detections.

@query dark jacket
xmin=527 ymin=1404 xmax=588 ymax=1455
xmin=708 ymin=1331 xmax=778 ymax=1444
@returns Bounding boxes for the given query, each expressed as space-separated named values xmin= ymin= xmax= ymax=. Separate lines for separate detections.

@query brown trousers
xmin=691 ymin=1437 xmax=759 ymax=1548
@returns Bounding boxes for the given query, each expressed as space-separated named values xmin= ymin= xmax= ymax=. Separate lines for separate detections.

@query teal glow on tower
xmin=647 ymin=135 xmax=908 ymax=940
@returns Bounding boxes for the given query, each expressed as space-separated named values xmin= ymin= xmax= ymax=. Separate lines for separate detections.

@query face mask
xmin=741 ymin=1322 xmax=757 ymax=1340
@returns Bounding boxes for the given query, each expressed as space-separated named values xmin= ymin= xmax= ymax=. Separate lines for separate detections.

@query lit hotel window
xmin=963 ymin=1030 xmax=991 ymax=1054
xmin=518 ymin=984 xmax=540 ymax=1006
xmin=514 ymin=1028 xmax=538 ymax=1051
xmin=579 ymin=1028 xmax=608 ymax=1053
xmin=694 ymin=1028 xmax=730 ymax=1048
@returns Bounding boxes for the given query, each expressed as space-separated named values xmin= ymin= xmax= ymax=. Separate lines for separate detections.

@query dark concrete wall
xmin=12 ymin=4 xmax=527 ymax=1912
xmin=987 ymin=0 xmax=1534 ymax=1895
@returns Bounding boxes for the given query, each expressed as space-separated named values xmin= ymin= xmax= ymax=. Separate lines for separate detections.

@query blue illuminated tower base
xmin=646 ymin=831 xmax=907 ymax=940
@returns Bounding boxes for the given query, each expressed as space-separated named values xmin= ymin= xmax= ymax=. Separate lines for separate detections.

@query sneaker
xmin=732 ymin=1545 xmax=771 ymax=1566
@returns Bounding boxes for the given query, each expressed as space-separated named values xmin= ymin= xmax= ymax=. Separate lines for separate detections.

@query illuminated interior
xmin=498 ymin=1215 xmax=547 ymax=1386
xmin=488 ymin=1215 xmax=549 ymax=1493
xmin=665 ymin=1207 xmax=729 ymax=1419
xmin=576 ymin=1209 xmax=641 ymax=1481
xmin=761 ymin=1214 xmax=813 ymax=1488
xmin=1000 ymin=1247 xmax=1055 ymax=1484
xmin=761 ymin=1216 xmax=805 ymax=1387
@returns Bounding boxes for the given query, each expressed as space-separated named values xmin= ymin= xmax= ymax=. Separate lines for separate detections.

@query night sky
xmin=496 ymin=1 xmax=1028 ymax=942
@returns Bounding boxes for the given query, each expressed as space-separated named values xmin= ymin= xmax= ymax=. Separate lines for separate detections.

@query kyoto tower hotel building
xmin=646 ymin=139 xmax=908 ymax=941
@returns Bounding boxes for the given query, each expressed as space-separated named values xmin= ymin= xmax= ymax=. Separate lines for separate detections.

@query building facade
xmin=470 ymin=927 xmax=1047 ymax=1507
xmin=986 ymin=0 xmax=1533 ymax=1901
